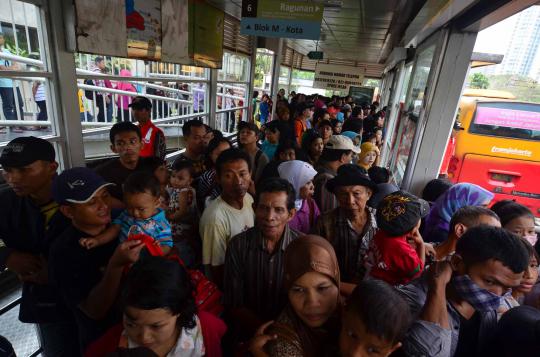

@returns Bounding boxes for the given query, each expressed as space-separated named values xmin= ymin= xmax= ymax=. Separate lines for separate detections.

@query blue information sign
xmin=240 ymin=0 xmax=323 ymax=40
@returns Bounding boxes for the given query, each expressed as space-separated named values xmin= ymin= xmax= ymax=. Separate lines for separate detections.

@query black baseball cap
xmin=0 ymin=136 xmax=55 ymax=168
xmin=376 ymin=190 xmax=430 ymax=236
xmin=128 ymin=96 xmax=152 ymax=110
xmin=52 ymin=167 xmax=114 ymax=204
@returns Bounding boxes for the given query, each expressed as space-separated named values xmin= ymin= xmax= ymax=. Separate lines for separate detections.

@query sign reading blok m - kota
xmin=313 ymin=63 xmax=364 ymax=91
xmin=240 ymin=0 xmax=323 ymax=40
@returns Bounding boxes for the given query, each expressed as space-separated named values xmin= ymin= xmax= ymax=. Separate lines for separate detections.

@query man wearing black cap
xmin=129 ymin=96 xmax=166 ymax=160
xmin=49 ymin=167 xmax=144 ymax=353
xmin=313 ymin=163 xmax=377 ymax=283
xmin=0 ymin=136 xmax=79 ymax=355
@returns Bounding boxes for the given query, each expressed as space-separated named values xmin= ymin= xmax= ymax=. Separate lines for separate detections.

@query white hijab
xmin=278 ymin=160 xmax=318 ymax=210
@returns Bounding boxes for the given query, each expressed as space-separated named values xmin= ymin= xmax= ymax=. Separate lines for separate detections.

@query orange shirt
xmin=294 ymin=117 xmax=307 ymax=145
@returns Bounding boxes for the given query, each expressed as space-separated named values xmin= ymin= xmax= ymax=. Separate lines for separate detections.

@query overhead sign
xmin=307 ymin=51 xmax=323 ymax=60
xmin=313 ymin=63 xmax=364 ymax=91
xmin=240 ymin=0 xmax=323 ymax=40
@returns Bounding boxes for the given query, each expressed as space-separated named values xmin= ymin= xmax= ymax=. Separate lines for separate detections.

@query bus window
xmin=469 ymin=102 xmax=540 ymax=141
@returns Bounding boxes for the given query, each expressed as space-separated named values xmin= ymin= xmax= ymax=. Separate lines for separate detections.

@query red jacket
xmin=139 ymin=121 xmax=166 ymax=160
xmin=84 ymin=311 xmax=226 ymax=357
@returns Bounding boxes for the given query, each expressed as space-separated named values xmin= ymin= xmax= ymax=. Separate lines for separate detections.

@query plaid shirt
xmin=223 ymin=225 xmax=301 ymax=320
xmin=313 ymin=207 xmax=377 ymax=282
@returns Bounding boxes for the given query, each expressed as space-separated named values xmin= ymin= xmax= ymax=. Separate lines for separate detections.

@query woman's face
xmin=319 ymin=126 xmax=333 ymax=140
xmin=299 ymin=180 xmax=315 ymax=199
xmin=504 ymin=215 xmax=536 ymax=239
xmin=361 ymin=150 xmax=378 ymax=167
xmin=288 ymin=271 xmax=339 ymax=328
xmin=265 ymin=129 xmax=280 ymax=144
xmin=375 ymin=130 xmax=383 ymax=142
xmin=123 ymin=306 xmax=179 ymax=355
xmin=310 ymin=138 xmax=324 ymax=157
xmin=210 ymin=141 xmax=231 ymax=164
xmin=333 ymin=123 xmax=342 ymax=134
xmin=516 ymin=254 xmax=539 ymax=295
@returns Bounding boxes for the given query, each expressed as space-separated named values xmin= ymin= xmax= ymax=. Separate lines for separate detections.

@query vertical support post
xmin=404 ymin=28 xmax=477 ymax=195
xmin=47 ymin=0 xmax=85 ymax=167
xmin=270 ymin=38 xmax=283 ymax=120
xmin=286 ymin=65 xmax=293 ymax=94
xmin=209 ymin=69 xmax=218 ymax=129
xmin=247 ymin=37 xmax=257 ymax=122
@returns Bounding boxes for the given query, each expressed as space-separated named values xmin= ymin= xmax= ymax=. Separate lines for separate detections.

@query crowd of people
xmin=0 ymin=90 xmax=539 ymax=357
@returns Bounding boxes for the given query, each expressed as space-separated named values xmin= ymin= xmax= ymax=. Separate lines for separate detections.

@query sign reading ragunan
xmin=241 ymin=0 xmax=323 ymax=40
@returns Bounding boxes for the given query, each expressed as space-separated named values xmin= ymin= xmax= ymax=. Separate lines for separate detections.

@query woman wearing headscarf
xmin=265 ymin=235 xmax=341 ymax=357
xmin=278 ymin=161 xmax=320 ymax=234
xmin=423 ymin=183 xmax=495 ymax=243
xmin=357 ymin=142 xmax=380 ymax=171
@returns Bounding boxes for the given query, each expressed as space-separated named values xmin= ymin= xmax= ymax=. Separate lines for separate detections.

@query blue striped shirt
xmin=113 ymin=208 xmax=173 ymax=247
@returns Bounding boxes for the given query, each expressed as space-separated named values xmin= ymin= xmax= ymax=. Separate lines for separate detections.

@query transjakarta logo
xmin=491 ymin=146 xmax=532 ymax=157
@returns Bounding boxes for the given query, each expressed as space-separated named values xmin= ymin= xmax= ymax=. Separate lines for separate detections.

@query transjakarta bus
xmin=448 ymin=89 xmax=540 ymax=218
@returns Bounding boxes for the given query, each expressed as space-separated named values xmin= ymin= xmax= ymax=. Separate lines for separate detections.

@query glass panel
xmin=391 ymin=45 xmax=436 ymax=185
xmin=0 ymin=0 xmax=58 ymax=142
xmin=254 ymin=48 xmax=274 ymax=94
xmin=218 ymin=52 xmax=250 ymax=82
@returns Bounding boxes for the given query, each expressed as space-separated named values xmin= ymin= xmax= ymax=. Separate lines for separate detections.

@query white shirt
xmin=199 ymin=194 xmax=254 ymax=266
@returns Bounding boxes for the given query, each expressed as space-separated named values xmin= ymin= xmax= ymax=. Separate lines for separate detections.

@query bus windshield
xmin=469 ymin=102 xmax=540 ymax=141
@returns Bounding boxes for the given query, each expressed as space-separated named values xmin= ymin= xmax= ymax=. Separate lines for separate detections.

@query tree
xmin=469 ymin=73 xmax=489 ymax=89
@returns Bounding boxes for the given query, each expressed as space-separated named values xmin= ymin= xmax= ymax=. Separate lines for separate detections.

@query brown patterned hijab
xmin=283 ymin=234 xmax=341 ymax=292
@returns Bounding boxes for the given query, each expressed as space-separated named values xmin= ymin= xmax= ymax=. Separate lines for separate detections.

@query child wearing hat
xmin=366 ymin=191 xmax=430 ymax=285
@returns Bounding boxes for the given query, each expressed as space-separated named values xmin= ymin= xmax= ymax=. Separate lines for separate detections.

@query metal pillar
xmin=403 ymin=28 xmax=478 ymax=195
xmin=270 ymin=38 xmax=284 ymax=120
xmin=247 ymin=37 xmax=258 ymax=122
xmin=209 ymin=69 xmax=218 ymax=128
xmin=46 ymin=0 xmax=86 ymax=167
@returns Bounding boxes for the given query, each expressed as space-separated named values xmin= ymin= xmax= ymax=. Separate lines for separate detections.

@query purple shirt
xmin=288 ymin=198 xmax=320 ymax=234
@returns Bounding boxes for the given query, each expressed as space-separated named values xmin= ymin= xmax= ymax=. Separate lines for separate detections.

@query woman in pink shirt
xmin=116 ymin=69 xmax=137 ymax=122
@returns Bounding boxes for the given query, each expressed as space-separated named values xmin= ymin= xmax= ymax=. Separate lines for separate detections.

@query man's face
xmin=131 ymin=107 xmax=150 ymax=123
xmin=254 ymin=191 xmax=294 ymax=239
xmin=216 ymin=159 xmax=251 ymax=201
xmin=111 ymin=131 xmax=142 ymax=164
xmin=457 ymin=258 xmax=524 ymax=296
xmin=239 ymin=128 xmax=257 ymax=146
xmin=97 ymin=60 xmax=105 ymax=70
xmin=3 ymin=160 xmax=58 ymax=197
xmin=279 ymin=148 xmax=296 ymax=161
xmin=61 ymin=187 xmax=111 ymax=227
xmin=186 ymin=126 xmax=206 ymax=155
xmin=318 ymin=125 xmax=333 ymax=140
xmin=336 ymin=185 xmax=372 ymax=212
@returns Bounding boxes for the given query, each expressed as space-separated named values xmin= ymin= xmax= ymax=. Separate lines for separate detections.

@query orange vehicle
xmin=448 ymin=89 xmax=540 ymax=218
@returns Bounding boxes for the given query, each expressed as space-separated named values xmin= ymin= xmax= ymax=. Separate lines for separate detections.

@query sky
xmin=473 ymin=10 xmax=519 ymax=55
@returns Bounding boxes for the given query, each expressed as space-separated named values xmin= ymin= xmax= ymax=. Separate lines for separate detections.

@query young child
xmin=166 ymin=160 xmax=199 ymax=265
xmin=277 ymin=160 xmax=320 ymax=234
xmin=340 ymin=279 xmax=411 ymax=357
xmin=261 ymin=121 xmax=280 ymax=160
xmin=79 ymin=171 xmax=173 ymax=255
xmin=366 ymin=191 xmax=430 ymax=285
